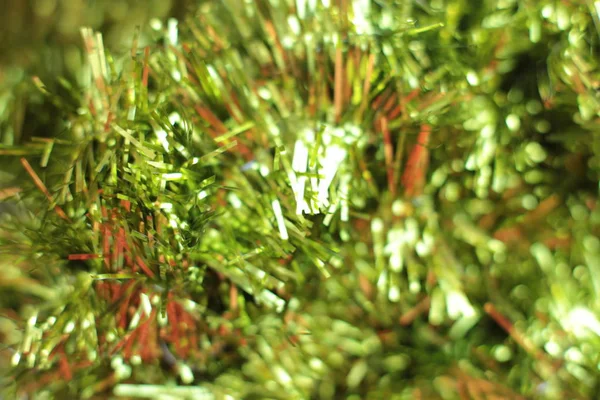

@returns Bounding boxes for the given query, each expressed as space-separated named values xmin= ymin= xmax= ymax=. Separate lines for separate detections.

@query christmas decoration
xmin=1 ymin=1 xmax=600 ymax=399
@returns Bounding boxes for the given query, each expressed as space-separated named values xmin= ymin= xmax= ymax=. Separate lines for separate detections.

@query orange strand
xmin=402 ymin=124 xmax=431 ymax=198
xmin=20 ymin=158 xmax=69 ymax=221
xmin=380 ymin=117 xmax=395 ymax=196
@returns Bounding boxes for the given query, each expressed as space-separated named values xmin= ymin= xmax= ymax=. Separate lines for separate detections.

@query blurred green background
xmin=0 ymin=0 xmax=194 ymax=146
xmin=1 ymin=1 xmax=599 ymax=398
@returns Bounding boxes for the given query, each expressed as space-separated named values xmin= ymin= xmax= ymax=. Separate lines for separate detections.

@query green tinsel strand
xmin=1 ymin=0 xmax=600 ymax=399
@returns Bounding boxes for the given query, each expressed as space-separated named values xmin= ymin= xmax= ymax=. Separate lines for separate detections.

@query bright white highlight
xmin=565 ymin=307 xmax=600 ymax=339
xmin=272 ymin=199 xmax=289 ymax=240
xmin=155 ymin=129 xmax=169 ymax=152
xmin=292 ymin=139 xmax=310 ymax=215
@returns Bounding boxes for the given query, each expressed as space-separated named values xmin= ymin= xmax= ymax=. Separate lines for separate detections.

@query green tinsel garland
xmin=1 ymin=0 xmax=600 ymax=399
